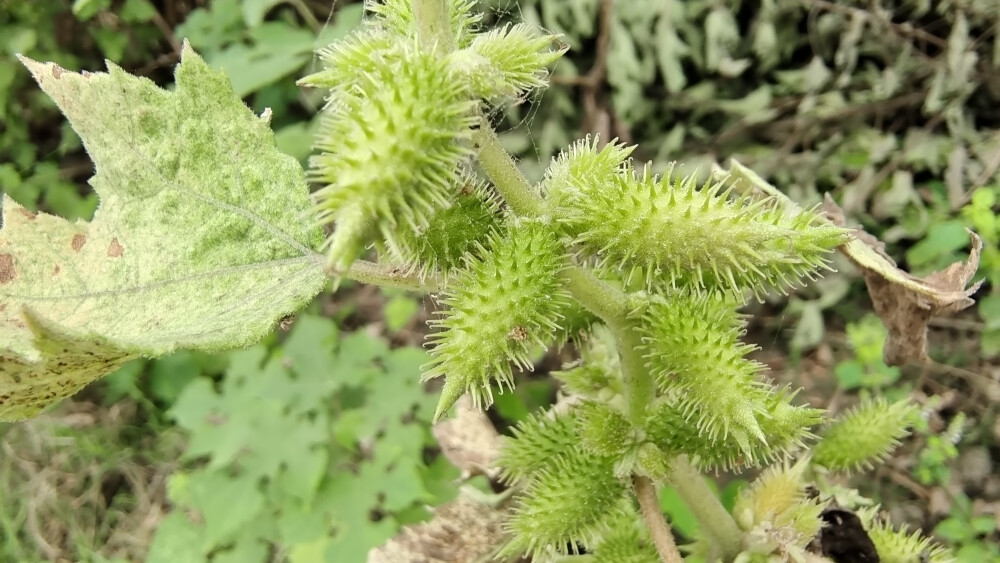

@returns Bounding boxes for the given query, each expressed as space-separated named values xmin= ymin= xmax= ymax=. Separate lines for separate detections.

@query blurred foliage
xmin=0 ymin=400 xmax=183 ymax=563
xmin=146 ymin=315 xmax=465 ymax=563
xmin=834 ymin=314 xmax=903 ymax=394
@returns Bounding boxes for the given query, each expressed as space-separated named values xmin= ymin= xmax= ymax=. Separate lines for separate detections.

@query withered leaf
xmin=823 ymin=195 xmax=983 ymax=366
xmin=367 ymin=488 xmax=510 ymax=563
xmin=431 ymin=395 xmax=503 ymax=479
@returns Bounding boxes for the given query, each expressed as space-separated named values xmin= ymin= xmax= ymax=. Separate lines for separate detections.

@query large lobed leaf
xmin=0 ymin=42 xmax=326 ymax=421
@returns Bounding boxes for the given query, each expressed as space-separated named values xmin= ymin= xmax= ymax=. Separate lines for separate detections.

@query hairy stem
xmin=346 ymin=260 xmax=441 ymax=292
xmin=562 ymin=266 xmax=628 ymax=326
xmin=412 ymin=0 xmax=455 ymax=55
xmin=633 ymin=475 xmax=683 ymax=563
xmin=616 ymin=327 xmax=654 ymax=425
xmin=665 ymin=456 xmax=743 ymax=560
xmin=472 ymin=124 xmax=545 ymax=217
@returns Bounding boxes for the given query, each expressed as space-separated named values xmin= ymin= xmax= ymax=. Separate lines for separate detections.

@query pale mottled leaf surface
xmin=0 ymin=43 xmax=326 ymax=421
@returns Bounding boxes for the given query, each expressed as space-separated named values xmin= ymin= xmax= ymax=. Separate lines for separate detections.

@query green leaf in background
xmin=0 ymin=45 xmax=326 ymax=421
xmin=314 ymin=4 xmax=366 ymax=48
xmin=661 ymin=481 xmax=713 ymax=541
xmin=189 ymin=470 xmax=265 ymax=547
xmin=981 ymin=293 xmax=1000 ymax=358
xmin=119 ymin=0 xmax=157 ymax=23
xmin=275 ymin=119 xmax=321 ymax=165
xmin=790 ymin=300 xmax=825 ymax=352
xmin=71 ymin=0 xmax=111 ymax=21
xmin=906 ymin=220 xmax=971 ymax=270
xmin=148 ymin=351 xmax=204 ymax=405
xmin=154 ymin=315 xmax=455 ymax=562
xmin=384 ymin=292 xmax=420 ymax=332
xmin=242 ymin=0 xmax=289 ymax=28
xmin=174 ymin=0 xmax=244 ymax=53
xmin=146 ymin=513 xmax=204 ymax=563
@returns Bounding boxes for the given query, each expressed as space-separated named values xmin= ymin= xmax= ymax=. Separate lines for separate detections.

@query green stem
xmin=634 ymin=475 xmax=684 ymax=563
xmin=616 ymin=325 xmax=654 ymax=425
xmin=345 ymin=260 xmax=441 ymax=292
xmin=412 ymin=0 xmax=455 ymax=55
xmin=471 ymin=124 xmax=545 ymax=217
xmin=665 ymin=456 xmax=743 ymax=561
xmin=562 ymin=264 xmax=628 ymax=325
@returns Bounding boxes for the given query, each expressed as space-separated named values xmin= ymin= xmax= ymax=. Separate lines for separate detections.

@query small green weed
xmin=147 ymin=315 xmax=468 ymax=563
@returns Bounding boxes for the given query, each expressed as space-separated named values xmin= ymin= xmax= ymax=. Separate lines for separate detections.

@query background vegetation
xmin=0 ymin=0 xmax=997 ymax=561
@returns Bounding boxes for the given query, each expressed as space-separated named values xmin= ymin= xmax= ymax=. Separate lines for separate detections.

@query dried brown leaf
xmin=366 ymin=488 xmax=511 ymax=563
xmin=823 ymin=195 xmax=983 ymax=365
xmin=431 ymin=395 xmax=503 ymax=479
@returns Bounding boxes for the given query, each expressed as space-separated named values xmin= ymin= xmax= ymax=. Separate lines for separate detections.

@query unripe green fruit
xmin=500 ymin=450 xmax=629 ymax=559
xmin=382 ymin=176 xmax=503 ymax=279
xmin=547 ymin=146 xmax=848 ymax=296
xmin=497 ymin=412 xmax=578 ymax=485
xmin=367 ymin=0 xmax=481 ymax=47
xmin=454 ymin=23 xmax=567 ymax=100
xmin=577 ymin=401 xmax=634 ymax=457
xmin=866 ymin=522 xmax=954 ymax=562
xmin=590 ymin=511 xmax=660 ymax=563
xmin=638 ymin=292 xmax=772 ymax=449
xmin=812 ymin=398 xmax=917 ymax=473
xmin=309 ymin=42 xmax=478 ymax=270
xmin=423 ymin=219 xmax=570 ymax=420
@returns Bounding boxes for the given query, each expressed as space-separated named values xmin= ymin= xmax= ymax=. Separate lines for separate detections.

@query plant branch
xmin=412 ymin=0 xmax=455 ymax=55
xmin=633 ymin=475 xmax=683 ymax=563
xmin=471 ymin=124 xmax=545 ymax=217
xmin=665 ymin=456 xmax=743 ymax=561
xmin=345 ymin=260 xmax=441 ymax=292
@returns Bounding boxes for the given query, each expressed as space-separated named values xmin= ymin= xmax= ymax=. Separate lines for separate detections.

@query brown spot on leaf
xmin=52 ymin=265 xmax=61 ymax=276
xmin=107 ymin=238 xmax=124 ymax=257
xmin=18 ymin=207 xmax=36 ymax=220
xmin=71 ymin=233 xmax=86 ymax=251
xmin=824 ymin=195 xmax=983 ymax=366
xmin=51 ymin=65 xmax=64 ymax=78
xmin=0 ymin=254 xmax=15 ymax=284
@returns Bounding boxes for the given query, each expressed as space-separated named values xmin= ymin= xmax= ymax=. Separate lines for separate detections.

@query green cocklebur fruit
xmin=731 ymin=459 xmax=825 ymax=561
xmin=496 ymin=412 xmax=579 ymax=484
xmin=645 ymin=387 xmax=821 ymax=471
xmin=588 ymin=510 xmax=660 ymax=563
xmin=380 ymin=175 xmax=503 ymax=279
xmin=546 ymin=142 xmax=847 ymax=295
xmin=866 ymin=521 xmax=955 ymax=562
xmin=367 ymin=0 xmax=481 ymax=47
xmin=453 ymin=23 xmax=567 ymax=100
xmin=299 ymin=29 xmax=398 ymax=91
xmin=542 ymin=136 xmax=635 ymax=204
xmin=576 ymin=401 xmax=635 ymax=458
xmin=497 ymin=411 xmax=631 ymax=557
xmin=637 ymin=292 xmax=812 ymax=454
xmin=552 ymin=325 xmax=623 ymax=399
xmin=500 ymin=450 xmax=631 ymax=558
xmin=423 ymin=218 xmax=570 ymax=419
xmin=308 ymin=41 xmax=478 ymax=271
xmin=812 ymin=397 xmax=918 ymax=473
